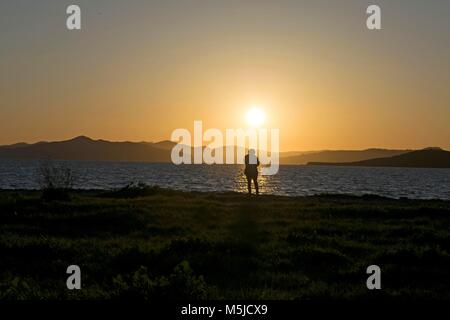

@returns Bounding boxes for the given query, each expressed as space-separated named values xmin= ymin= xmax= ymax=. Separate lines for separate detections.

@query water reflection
xmin=233 ymin=167 xmax=270 ymax=194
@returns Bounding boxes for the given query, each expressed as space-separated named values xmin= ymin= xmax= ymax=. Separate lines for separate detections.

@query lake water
xmin=0 ymin=159 xmax=449 ymax=200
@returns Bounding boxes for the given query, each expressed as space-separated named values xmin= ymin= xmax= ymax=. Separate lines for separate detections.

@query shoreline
xmin=1 ymin=187 xmax=449 ymax=203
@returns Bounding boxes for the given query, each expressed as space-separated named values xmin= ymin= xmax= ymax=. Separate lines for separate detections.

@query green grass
xmin=0 ymin=189 xmax=449 ymax=300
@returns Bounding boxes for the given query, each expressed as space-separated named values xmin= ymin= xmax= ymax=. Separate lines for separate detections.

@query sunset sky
xmin=1 ymin=0 xmax=449 ymax=151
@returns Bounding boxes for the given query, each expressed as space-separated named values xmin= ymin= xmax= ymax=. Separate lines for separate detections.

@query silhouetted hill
xmin=2 ymin=142 xmax=30 ymax=149
xmin=1 ymin=137 xmax=446 ymax=167
xmin=281 ymin=149 xmax=409 ymax=165
xmin=152 ymin=140 xmax=177 ymax=150
xmin=0 ymin=136 xmax=171 ymax=162
xmin=308 ymin=149 xmax=450 ymax=168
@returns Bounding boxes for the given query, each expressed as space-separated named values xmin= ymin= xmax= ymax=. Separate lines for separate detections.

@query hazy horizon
xmin=1 ymin=0 xmax=449 ymax=151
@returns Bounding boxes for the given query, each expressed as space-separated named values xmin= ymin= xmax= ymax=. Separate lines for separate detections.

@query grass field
xmin=1 ymin=187 xmax=449 ymax=300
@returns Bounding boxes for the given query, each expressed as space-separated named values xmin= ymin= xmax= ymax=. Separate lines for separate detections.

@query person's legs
xmin=253 ymin=176 xmax=259 ymax=195
xmin=246 ymin=175 xmax=252 ymax=194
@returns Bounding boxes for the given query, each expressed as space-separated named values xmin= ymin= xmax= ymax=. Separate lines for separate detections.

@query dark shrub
xmin=100 ymin=181 xmax=162 ymax=199
xmin=111 ymin=261 xmax=208 ymax=300
xmin=38 ymin=160 xmax=75 ymax=201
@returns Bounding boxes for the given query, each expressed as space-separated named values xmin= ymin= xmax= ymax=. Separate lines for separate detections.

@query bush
xmin=38 ymin=160 xmax=75 ymax=201
xmin=0 ymin=277 xmax=44 ymax=300
xmin=112 ymin=261 xmax=209 ymax=300
xmin=101 ymin=181 xmax=162 ymax=199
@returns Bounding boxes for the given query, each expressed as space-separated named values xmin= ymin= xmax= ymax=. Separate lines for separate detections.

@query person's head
xmin=249 ymin=149 xmax=256 ymax=156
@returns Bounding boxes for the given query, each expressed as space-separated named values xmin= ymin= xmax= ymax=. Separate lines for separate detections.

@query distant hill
xmin=152 ymin=140 xmax=177 ymax=150
xmin=308 ymin=149 xmax=450 ymax=168
xmin=0 ymin=136 xmax=172 ymax=162
xmin=280 ymin=149 xmax=409 ymax=165
xmin=1 ymin=136 xmax=445 ymax=167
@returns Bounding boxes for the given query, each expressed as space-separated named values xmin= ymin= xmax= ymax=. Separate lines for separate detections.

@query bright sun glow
xmin=246 ymin=107 xmax=266 ymax=127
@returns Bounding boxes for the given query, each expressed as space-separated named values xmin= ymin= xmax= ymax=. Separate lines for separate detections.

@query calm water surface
xmin=0 ymin=160 xmax=449 ymax=200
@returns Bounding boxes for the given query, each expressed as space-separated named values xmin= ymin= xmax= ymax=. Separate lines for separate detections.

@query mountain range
xmin=308 ymin=148 xmax=450 ymax=168
xmin=0 ymin=136 xmax=448 ymax=168
xmin=281 ymin=149 xmax=409 ymax=164
xmin=0 ymin=136 xmax=172 ymax=162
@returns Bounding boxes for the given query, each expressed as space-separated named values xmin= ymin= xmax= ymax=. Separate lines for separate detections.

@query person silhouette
xmin=244 ymin=149 xmax=260 ymax=195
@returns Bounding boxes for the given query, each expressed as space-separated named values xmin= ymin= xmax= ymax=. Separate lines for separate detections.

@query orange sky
xmin=1 ymin=1 xmax=449 ymax=151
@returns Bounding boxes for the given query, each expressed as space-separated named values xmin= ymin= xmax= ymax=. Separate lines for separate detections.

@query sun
xmin=246 ymin=107 xmax=266 ymax=128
